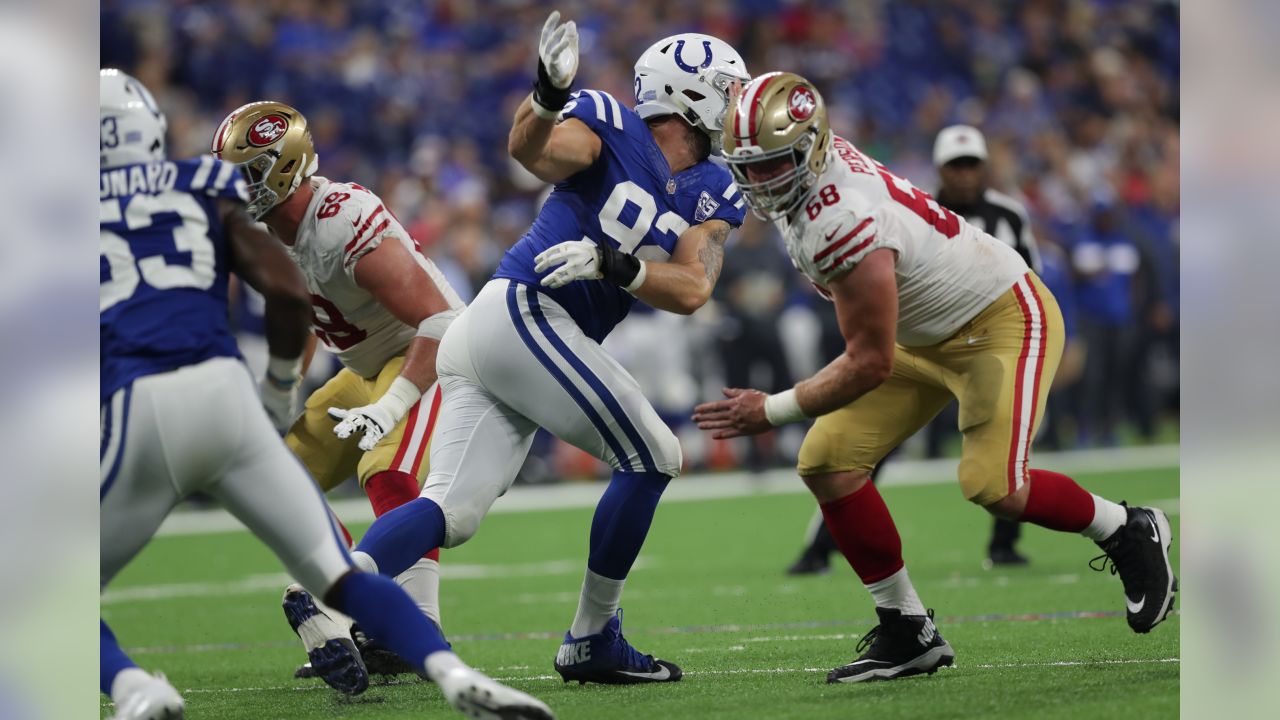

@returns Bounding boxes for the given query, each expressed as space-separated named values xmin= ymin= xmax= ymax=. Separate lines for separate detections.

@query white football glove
xmin=328 ymin=376 xmax=421 ymax=452
xmin=260 ymin=380 xmax=298 ymax=434
xmin=539 ymin=11 xmax=579 ymax=90
xmin=328 ymin=403 xmax=397 ymax=452
xmin=534 ymin=239 xmax=601 ymax=289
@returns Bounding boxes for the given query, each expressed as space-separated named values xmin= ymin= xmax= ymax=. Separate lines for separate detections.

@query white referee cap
xmin=933 ymin=125 xmax=988 ymax=166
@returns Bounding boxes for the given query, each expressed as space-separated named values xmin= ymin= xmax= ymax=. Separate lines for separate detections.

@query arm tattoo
xmin=698 ymin=222 xmax=731 ymax=285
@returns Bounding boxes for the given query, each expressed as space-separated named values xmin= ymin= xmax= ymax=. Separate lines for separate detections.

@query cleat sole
xmin=828 ymin=642 xmax=955 ymax=684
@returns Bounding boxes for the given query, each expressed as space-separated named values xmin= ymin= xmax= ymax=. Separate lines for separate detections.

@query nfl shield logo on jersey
xmin=694 ymin=191 xmax=720 ymax=223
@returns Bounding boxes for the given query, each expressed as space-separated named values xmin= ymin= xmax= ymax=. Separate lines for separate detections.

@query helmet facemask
xmin=727 ymin=129 xmax=819 ymax=220
xmin=238 ymin=152 xmax=282 ymax=220
xmin=695 ymin=68 xmax=747 ymax=153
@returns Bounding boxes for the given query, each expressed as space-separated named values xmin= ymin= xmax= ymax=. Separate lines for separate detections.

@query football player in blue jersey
xmin=349 ymin=12 xmax=750 ymax=685
xmin=99 ymin=69 xmax=553 ymax=720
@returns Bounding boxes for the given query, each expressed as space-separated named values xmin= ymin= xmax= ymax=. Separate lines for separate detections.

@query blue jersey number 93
xmin=596 ymin=181 xmax=689 ymax=253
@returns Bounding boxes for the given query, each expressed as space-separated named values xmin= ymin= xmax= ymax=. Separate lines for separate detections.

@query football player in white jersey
xmin=212 ymin=102 xmax=464 ymax=689
xmin=101 ymin=70 xmax=552 ymax=720
xmin=695 ymin=72 xmax=1176 ymax=683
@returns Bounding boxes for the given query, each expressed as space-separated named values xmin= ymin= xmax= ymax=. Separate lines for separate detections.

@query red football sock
xmin=365 ymin=470 xmax=420 ymax=517
xmin=365 ymin=470 xmax=439 ymax=562
xmin=1019 ymin=469 xmax=1096 ymax=532
xmin=819 ymin=480 xmax=904 ymax=584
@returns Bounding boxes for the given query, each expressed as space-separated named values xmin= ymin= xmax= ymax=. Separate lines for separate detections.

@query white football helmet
xmin=633 ymin=33 xmax=749 ymax=154
xmin=100 ymin=69 xmax=167 ymax=168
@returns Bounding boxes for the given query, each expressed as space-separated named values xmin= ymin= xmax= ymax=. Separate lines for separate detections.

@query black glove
xmin=597 ymin=244 xmax=643 ymax=289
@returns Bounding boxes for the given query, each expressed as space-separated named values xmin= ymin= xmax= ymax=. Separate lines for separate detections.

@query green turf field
xmin=101 ymin=466 xmax=1179 ymax=719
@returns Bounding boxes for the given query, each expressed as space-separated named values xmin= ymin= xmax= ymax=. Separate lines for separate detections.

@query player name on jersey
xmin=780 ymin=136 xmax=1029 ymax=347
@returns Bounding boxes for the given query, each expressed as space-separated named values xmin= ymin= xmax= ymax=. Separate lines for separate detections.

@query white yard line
xmin=103 ymin=558 xmax=650 ymax=605
xmin=161 ymin=657 xmax=1180 ymax=697
xmin=154 ymin=444 xmax=1178 ymax=537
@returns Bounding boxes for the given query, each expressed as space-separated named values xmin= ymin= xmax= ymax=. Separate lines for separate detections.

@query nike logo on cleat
xmin=1126 ymin=595 xmax=1146 ymax=614
xmin=1147 ymin=513 xmax=1160 ymax=542
xmin=918 ymin=622 xmax=937 ymax=646
xmin=556 ymin=641 xmax=591 ymax=666
xmin=618 ymin=666 xmax=672 ymax=681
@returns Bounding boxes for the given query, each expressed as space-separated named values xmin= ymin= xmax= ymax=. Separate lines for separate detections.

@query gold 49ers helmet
xmin=212 ymin=101 xmax=318 ymax=220
xmin=723 ymin=72 xmax=832 ymax=219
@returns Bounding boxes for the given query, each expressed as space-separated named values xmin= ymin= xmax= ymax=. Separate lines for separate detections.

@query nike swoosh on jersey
xmin=351 ymin=215 xmax=362 ymax=229
xmin=825 ymin=226 xmax=843 ymax=241
xmin=617 ymin=666 xmax=672 ymax=681
xmin=1126 ymin=595 xmax=1146 ymax=614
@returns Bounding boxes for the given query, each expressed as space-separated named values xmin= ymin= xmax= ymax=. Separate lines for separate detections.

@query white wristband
xmin=266 ymin=354 xmax=303 ymax=388
xmin=379 ymin=376 xmax=423 ymax=420
xmin=530 ymin=94 xmax=560 ymax=120
xmin=764 ymin=388 xmax=808 ymax=426
xmin=624 ymin=260 xmax=647 ymax=293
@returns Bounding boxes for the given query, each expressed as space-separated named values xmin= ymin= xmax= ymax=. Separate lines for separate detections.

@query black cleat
xmin=786 ymin=553 xmax=832 ymax=576
xmin=984 ymin=545 xmax=1030 ymax=569
xmin=827 ymin=608 xmax=955 ymax=684
xmin=1091 ymin=504 xmax=1177 ymax=633
xmin=352 ymin=624 xmax=422 ymax=678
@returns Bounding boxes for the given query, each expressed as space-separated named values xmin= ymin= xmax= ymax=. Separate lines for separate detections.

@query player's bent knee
xmin=439 ymin=503 xmax=483 ymax=549
xmin=981 ymin=482 xmax=1028 ymax=519
xmin=651 ymin=430 xmax=683 ymax=478
xmin=802 ymin=469 xmax=872 ymax=504
xmin=958 ymin=457 xmax=1012 ymax=507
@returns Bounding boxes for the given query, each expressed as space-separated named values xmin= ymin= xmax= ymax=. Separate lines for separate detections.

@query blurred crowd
xmin=101 ymin=0 xmax=1180 ymax=478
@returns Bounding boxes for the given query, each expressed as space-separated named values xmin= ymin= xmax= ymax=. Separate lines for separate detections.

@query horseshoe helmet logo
xmin=247 ymin=114 xmax=289 ymax=147
xmin=787 ymin=86 xmax=817 ymax=122
xmin=673 ymin=39 xmax=713 ymax=73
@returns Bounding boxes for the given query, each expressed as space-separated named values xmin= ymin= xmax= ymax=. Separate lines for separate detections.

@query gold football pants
xmin=798 ymin=273 xmax=1064 ymax=505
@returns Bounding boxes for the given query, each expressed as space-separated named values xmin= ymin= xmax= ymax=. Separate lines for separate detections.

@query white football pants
xmin=100 ymin=357 xmax=352 ymax=595
xmin=421 ymin=279 xmax=681 ymax=547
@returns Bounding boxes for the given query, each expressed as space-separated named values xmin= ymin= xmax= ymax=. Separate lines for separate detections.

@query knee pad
xmin=958 ymin=456 xmax=1011 ymax=506
xmin=440 ymin=502 xmax=484 ymax=548
xmin=651 ymin=429 xmax=683 ymax=478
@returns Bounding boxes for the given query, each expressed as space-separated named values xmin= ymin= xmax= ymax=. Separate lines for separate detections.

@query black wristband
xmin=532 ymin=59 xmax=571 ymax=115
xmin=597 ymin=245 xmax=642 ymax=288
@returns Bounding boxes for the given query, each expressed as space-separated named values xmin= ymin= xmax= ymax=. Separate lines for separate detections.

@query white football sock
xmin=1082 ymin=495 xmax=1128 ymax=541
xmin=424 ymin=649 xmax=466 ymax=682
xmin=109 ymin=667 xmax=152 ymax=704
xmin=311 ymin=589 xmax=354 ymax=633
xmin=396 ymin=556 xmax=442 ymax=627
xmin=865 ymin=567 xmax=926 ymax=616
xmin=351 ymin=550 xmax=378 ymax=574
xmin=569 ymin=569 xmax=625 ymax=638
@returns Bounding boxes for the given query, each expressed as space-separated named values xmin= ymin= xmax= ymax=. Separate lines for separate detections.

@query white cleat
xmin=110 ymin=670 xmax=184 ymax=720
xmin=432 ymin=659 xmax=555 ymax=720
